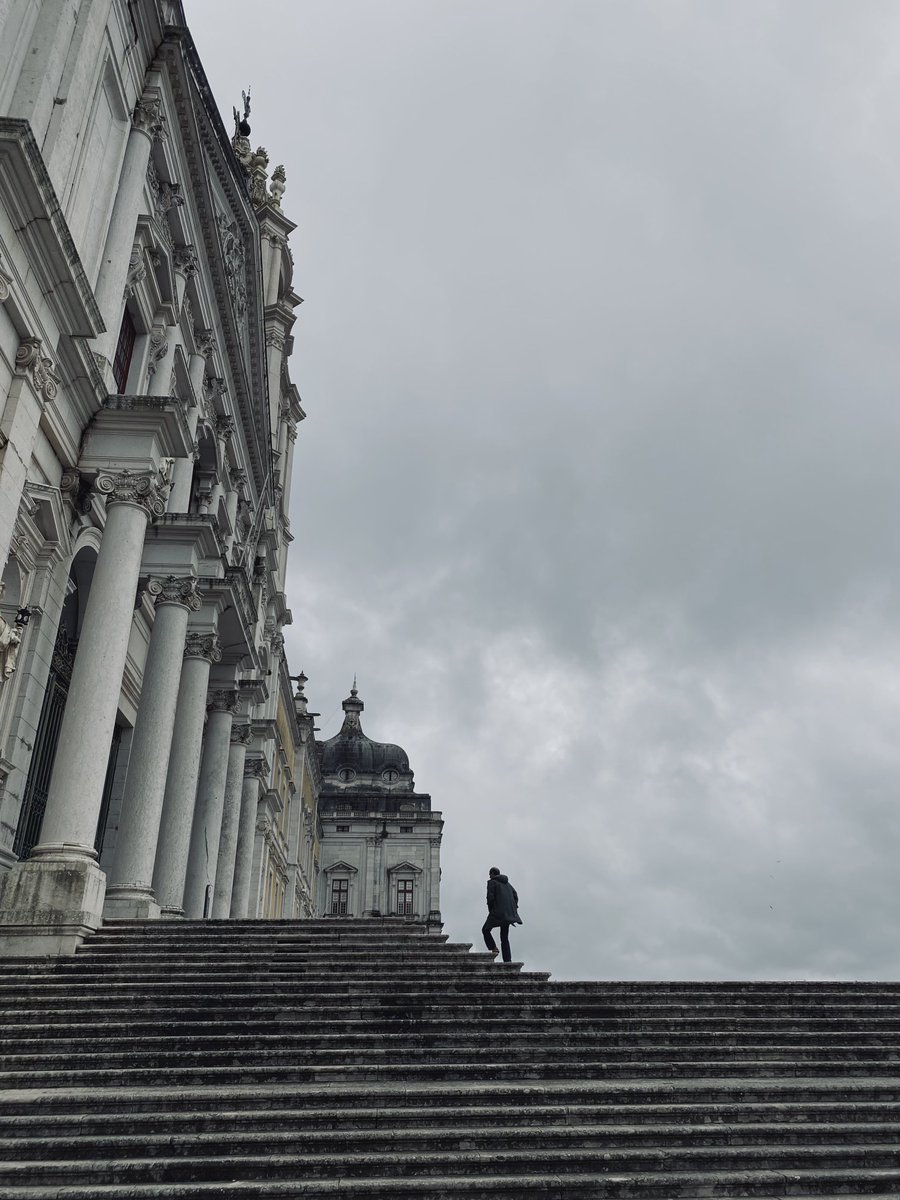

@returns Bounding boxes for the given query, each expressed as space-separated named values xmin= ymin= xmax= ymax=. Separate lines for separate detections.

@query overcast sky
xmin=188 ymin=0 xmax=900 ymax=981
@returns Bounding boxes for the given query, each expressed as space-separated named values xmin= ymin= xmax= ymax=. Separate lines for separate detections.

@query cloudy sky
xmin=188 ymin=0 xmax=900 ymax=981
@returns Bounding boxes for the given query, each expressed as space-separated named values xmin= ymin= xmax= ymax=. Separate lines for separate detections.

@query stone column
xmin=210 ymin=724 xmax=251 ymax=918
xmin=230 ymin=757 xmax=267 ymax=918
xmin=182 ymin=689 xmax=238 ymax=918
xmin=152 ymin=632 xmax=221 ymax=915
xmin=103 ymin=577 xmax=200 ymax=919
xmin=94 ymin=97 xmax=164 ymax=364
xmin=0 ymin=470 xmax=166 ymax=955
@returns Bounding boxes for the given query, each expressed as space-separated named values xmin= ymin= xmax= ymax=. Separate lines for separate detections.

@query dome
xmin=319 ymin=684 xmax=413 ymax=789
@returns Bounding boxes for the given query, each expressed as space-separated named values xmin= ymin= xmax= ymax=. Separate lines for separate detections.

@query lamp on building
xmin=14 ymin=607 xmax=32 ymax=628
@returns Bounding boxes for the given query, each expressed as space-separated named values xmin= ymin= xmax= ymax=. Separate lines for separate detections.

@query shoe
xmin=488 ymin=948 xmax=499 ymax=957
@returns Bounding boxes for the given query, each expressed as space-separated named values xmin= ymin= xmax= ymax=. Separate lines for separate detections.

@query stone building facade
xmin=317 ymin=685 xmax=442 ymax=925
xmin=0 ymin=0 xmax=312 ymax=953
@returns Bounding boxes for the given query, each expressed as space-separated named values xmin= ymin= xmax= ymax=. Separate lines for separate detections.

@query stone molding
xmin=147 ymin=575 xmax=201 ymax=611
xmin=15 ymin=338 xmax=59 ymax=405
xmin=94 ymin=469 xmax=169 ymax=517
xmin=183 ymin=632 xmax=221 ymax=663
xmin=207 ymin=689 xmax=240 ymax=715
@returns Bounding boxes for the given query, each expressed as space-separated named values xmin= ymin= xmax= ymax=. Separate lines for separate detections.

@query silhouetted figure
xmin=482 ymin=866 xmax=522 ymax=963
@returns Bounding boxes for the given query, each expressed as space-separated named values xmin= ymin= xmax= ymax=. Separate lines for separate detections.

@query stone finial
xmin=268 ymin=164 xmax=286 ymax=208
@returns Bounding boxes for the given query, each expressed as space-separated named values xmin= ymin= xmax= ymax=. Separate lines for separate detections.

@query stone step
xmin=9 ymin=1014 xmax=900 ymax=1038
xmin=10 ymin=1030 xmax=900 ymax=1058
xmin=1 ymin=1175 xmax=900 ymax=1199
xmin=8 ymin=1118 xmax=900 ymax=1162
xmin=5 ymin=1143 xmax=900 ymax=1188
xmin=7 ymin=1058 xmax=900 ymax=1090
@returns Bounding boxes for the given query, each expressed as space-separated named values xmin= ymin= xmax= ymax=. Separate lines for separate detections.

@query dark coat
xmin=485 ymin=874 xmax=522 ymax=929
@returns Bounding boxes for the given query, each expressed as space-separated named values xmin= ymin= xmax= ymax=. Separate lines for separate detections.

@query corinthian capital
xmin=173 ymin=244 xmax=200 ymax=279
xmin=244 ymin=756 xmax=269 ymax=780
xmin=94 ymin=469 xmax=168 ymax=517
xmin=132 ymin=96 xmax=165 ymax=140
xmin=214 ymin=414 xmax=236 ymax=443
xmin=194 ymin=328 xmax=216 ymax=359
xmin=147 ymin=575 xmax=201 ymax=611
xmin=183 ymin=632 xmax=222 ymax=663
xmin=15 ymin=338 xmax=59 ymax=405
xmin=231 ymin=723 xmax=252 ymax=745
xmin=207 ymin=688 xmax=240 ymax=714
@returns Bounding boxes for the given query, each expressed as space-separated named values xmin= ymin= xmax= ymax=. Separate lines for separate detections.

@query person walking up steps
xmin=482 ymin=866 xmax=522 ymax=963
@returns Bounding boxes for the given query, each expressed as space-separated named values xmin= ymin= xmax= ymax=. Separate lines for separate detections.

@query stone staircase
xmin=2 ymin=918 xmax=900 ymax=1198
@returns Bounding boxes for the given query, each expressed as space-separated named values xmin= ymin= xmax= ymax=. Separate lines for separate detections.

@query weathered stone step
xmin=5 ymin=1142 xmax=900 ymax=1188
xmin=9 ymin=1030 xmax=900 ymax=1057
xmin=7 ymin=1101 xmax=900 ymax=1138
xmin=7 ymin=1119 xmax=900 ymax=1162
xmin=1 ymin=1174 xmax=899 ymax=1199
xmin=9 ymin=1014 xmax=900 ymax=1039
xmin=7 ymin=1057 xmax=900 ymax=1089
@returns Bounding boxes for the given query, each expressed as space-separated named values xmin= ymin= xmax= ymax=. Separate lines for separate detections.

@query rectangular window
xmin=400 ymin=825 xmax=413 ymax=833
xmin=331 ymin=878 xmax=349 ymax=915
xmin=336 ymin=824 xmax=350 ymax=832
xmin=112 ymin=309 xmax=136 ymax=393
xmin=397 ymin=879 xmax=414 ymax=916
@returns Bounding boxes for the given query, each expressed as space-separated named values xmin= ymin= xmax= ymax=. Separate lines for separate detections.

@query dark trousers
xmin=482 ymin=919 xmax=511 ymax=962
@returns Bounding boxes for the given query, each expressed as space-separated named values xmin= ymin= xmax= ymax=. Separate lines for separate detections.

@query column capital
xmin=207 ymin=688 xmax=240 ymax=715
xmin=214 ymin=414 xmax=236 ymax=443
xmin=15 ymin=338 xmax=59 ymax=405
xmin=244 ymin=756 xmax=269 ymax=779
xmin=230 ymin=723 xmax=252 ymax=745
xmin=173 ymin=244 xmax=200 ymax=279
xmin=183 ymin=632 xmax=222 ymax=663
xmin=147 ymin=575 xmax=201 ymax=612
xmin=132 ymin=95 xmax=165 ymax=141
xmin=194 ymin=327 xmax=216 ymax=359
xmin=94 ymin=468 xmax=168 ymax=517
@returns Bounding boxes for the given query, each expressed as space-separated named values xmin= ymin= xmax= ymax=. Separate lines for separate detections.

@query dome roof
xmin=319 ymin=684 xmax=413 ymax=789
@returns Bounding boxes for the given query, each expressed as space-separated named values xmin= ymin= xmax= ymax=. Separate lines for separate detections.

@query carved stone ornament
xmin=132 ymin=96 xmax=165 ymax=140
xmin=173 ymin=244 xmax=200 ymax=279
xmin=208 ymin=689 xmax=240 ymax=715
xmin=0 ymin=615 xmax=22 ymax=685
xmin=215 ymin=212 xmax=247 ymax=319
xmin=269 ymin=164 xmax=286 ymax=208
xmin=231 ymin=723 xmax=253 ymax=746
xmin=194 ymin=328 xmax=215 ymax=359
xmin=204 ymin=376 xmax=226 ymax=404
xmin=265 ymin=328 xmax=285 ymax=351
xmin=0 ymin=251 xmax=11 ymax=303
xmin=94 ymin=469 xmax=169 ymax=517
xmin=214 ymin=414 xmax=236 ymax=443
xmin=15 ymin=338 xmax=59 ymax=404
xmin=183 ymin=632 xmax=222 ymax=663
xmin=146 ymin=326 xmax=169 ymax=376
xmin=157 ymin=180 xmax=184 ymax=217
xmin=124 ymin=243 xmax=146 ymax=300
xmin=249 ymin=146 xmax=270 ymax=208
xmin=148 ymin=575 xmax=201 ymax=611
xmin=229 ymin=468 xmax=248 ymax=492
xmin=244 ymin=757 xmax=269 ymax=780
xmin=269 ymin=631 xmax=285 ymax=659
xmin=181 ymin=295 xmax=194 ymax=330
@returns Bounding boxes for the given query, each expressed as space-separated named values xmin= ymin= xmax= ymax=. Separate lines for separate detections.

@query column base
xmin=102 ymin=885 xmax=162 ymax=921
xmin=159 ymin=906 xmax=186 ymax=920
xmin=0 ymin=843 xmax=106 ymax=956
